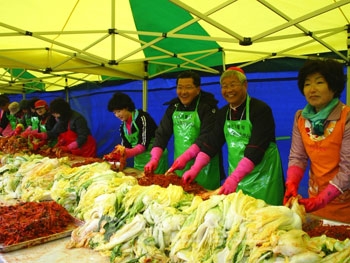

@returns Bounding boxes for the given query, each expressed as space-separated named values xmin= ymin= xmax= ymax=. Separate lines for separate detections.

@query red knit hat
xmin=34 ymin=100 xmax=48 ymax=109
xmin=227 ymin=66 xmax=245 ymax=74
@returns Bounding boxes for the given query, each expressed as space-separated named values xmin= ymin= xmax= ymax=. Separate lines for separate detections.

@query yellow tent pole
xmin=347 ymin=25 xmax=350 ymax=105
xmin=142 ymin=79 xmax=148 ymax=112
xmin=142 ymin=61 xmax=149 ymax=111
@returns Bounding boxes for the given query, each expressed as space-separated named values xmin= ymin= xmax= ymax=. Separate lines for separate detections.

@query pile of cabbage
xmin=0 ymin=153 xmax=349 ymax=263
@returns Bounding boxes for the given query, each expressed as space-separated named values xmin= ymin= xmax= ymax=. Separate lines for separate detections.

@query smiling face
xmin=303 ymin=73 xmax=335 ymax=112
xmin=176 ymin=77 xmax=200 ymax=106
xmin=221 ymin=75 xmax=247 ymax=108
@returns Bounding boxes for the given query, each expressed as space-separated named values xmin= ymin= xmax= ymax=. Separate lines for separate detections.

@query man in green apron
xmin=182 ymin=67 xmax=284 ymax=205
xmin=144 ymin=70 xmax=224 ymax=190
xmin=107 ymin=92 xmax=168 ymax=173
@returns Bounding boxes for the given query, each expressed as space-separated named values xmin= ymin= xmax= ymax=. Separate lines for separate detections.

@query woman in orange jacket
xmin=284 ymin=58 xmax=350 ymax=223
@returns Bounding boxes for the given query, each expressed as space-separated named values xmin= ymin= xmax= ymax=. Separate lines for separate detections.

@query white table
xmin=0 ymin=237 xmax=109 ymax=263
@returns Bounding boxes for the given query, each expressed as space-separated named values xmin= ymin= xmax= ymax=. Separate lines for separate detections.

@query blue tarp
xmin=8 ymin=71 xmax=348 ymax=197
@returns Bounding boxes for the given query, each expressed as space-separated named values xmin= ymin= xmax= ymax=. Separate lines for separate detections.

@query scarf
xmin=301 ymin=98 xmax=339 ymax=135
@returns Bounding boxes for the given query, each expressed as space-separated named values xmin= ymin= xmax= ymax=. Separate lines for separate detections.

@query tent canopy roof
xmin=0 ymin=0 xmax=349 ymax=93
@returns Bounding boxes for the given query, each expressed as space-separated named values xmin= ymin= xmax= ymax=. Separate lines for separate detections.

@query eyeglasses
xmin=221 ymin=82 xmax=242 ymax=90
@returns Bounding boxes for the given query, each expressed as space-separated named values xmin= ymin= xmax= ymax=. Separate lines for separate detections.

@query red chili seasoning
xmin=304 ymin=222 xmax=350 ymax=241
xmin=0 ymin=201 xmax=75 ymax=246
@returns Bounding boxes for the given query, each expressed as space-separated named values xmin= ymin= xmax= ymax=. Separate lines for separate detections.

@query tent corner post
xmin=65 ymin=87 xmax=69 ymax=103
xmin=142 ymin=79 xmax=148 ymax=111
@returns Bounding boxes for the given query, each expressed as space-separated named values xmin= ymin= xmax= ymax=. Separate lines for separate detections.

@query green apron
xmin=224 ymin=96 xmax=284 ymax=205
xmin=31 ymin=116 xmax=40 ymax=130
xmin=173 ymin=98 xmax=220 ymax=190
xmin=123 ymin=110 xmax=168 ymax=173
xmin=7 ymin=114 xmax=19 ymax=130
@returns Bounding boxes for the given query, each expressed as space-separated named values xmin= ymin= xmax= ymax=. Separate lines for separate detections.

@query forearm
xmin=125 ymin=144 xmax=146 ymax=158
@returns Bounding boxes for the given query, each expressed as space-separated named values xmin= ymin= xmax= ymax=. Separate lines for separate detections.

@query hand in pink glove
xmin=67 ymin=141 xmax=78 ymax=150
xmin=182 ymin=151 xmax=210 ymax=184
xmin=299 ymin=184 xmax=341 ymax=212
xmin=168 ymin=144 xmax=200 ymax=174
xmin=125 ymin=144 xmax=146 ymax=158
xmin=219 ymin=157 xmax=255 ymax=195
xmin=144 ymin=147 xmax=163 ymax=174
xmin=283 ymin=165 xmax=304 ymax=205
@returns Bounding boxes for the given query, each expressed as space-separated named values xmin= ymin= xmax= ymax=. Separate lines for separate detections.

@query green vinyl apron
xmin=31 ymin=116 xmax=40 ymax=130
xmin=224 ymin=95 xmax=284 ymax=205
xmin=173 ymin=98 xmax=220 ymax=190
xmin=7 ymin=114 xmax=20 ymax=130
xmin=123 ymin=110 xmax=168 ymax=174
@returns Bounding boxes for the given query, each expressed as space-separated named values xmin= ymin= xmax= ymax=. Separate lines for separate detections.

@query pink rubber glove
xmin=219 ymin=157 xmax=255 ymax=195
xmin=182 ymin=151 xmax=210 ymax=184
xmin=125 ymin=144 xmax=146 ymax=158
xmin=283 ymin=165 xmax=304 ymax=205
xmin=168 ymin=144 xmax=200 ymax=174
xmin=67 ymin=141 xmax=78 ymax=150
xmin=33 ymin=132 xmax=47 ymax=140
xmin=299 ymin=184 xmax=341 ymax=212
xmin=144 ymin=147 xmax=163 ymax=174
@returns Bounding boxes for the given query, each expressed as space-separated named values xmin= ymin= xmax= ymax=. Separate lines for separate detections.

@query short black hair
xmin=298 ymin=58 xmax=346 ymax=98
xmin=107 ymin=92 xmax=135 ymax=112
xmin=19 ymin=99 xmax=30 ymax=110
xmin=49 ymin=98 xmax=71 ymax=118
xmin=176 ymin=70 xmax=201 ymax=87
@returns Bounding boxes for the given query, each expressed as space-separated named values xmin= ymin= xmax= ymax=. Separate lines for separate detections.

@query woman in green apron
xmin=32 ymin=100 xmax=57 ymax=133
xmin=185 ymin=67 xmax=284 ymax=205
xmin=107 ymin=92 xmax=168 ymax=173
xmin=29 ymin=100 xmax=57 ymax=146
xmin=145 ymin=70 xmax=224 ymax=190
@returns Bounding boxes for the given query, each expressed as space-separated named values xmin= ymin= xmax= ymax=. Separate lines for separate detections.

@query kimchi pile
xmin=0 ymin=201 xmax=76 ymax=246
